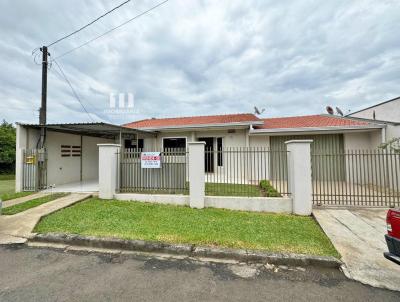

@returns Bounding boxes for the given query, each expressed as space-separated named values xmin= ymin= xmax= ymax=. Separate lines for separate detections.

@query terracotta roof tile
xmin=124 ymin=113 xmax=260 ymax=129
xmin=255 ymin=115 xmax=370 ymax=129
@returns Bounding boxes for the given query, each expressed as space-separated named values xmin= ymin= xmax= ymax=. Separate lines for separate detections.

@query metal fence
xmin=119 ymin=148 xmax=189 ymax=194
xmin=22 ymin=148 xmax=47 ymax=191
xmin=204 ymin=147 xmax=290 ymax=197
xmin=312 ymin=149 xmax=400 ymax=207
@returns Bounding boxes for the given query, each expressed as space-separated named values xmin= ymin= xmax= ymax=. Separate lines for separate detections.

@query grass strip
xmin=35 ymin=198 xmax=339 ymax=257
xmin=2 ymin=193 xmax=69 ymax=215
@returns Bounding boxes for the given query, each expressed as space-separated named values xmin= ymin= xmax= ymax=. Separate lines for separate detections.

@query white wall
xmin=46 ymin=131 xmax=113 ymax=186
xmin=386 ymin=124 xmax=400 ymax=141
xmin=344 ymin=130 xmax=382 ymax=150
xmin=350 ymin=98 xmax=400 ymax=123
xmin=114 ymin=193 xmax=293 ymax=214
xmin=82 ymin=135 xmax=113 ymax=181
xmin=147 ymin=129 xmax=248 ymax=150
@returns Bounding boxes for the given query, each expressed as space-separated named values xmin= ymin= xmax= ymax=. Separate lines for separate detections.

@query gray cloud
xmin=0 ymin=0 xmax=399 ymax=125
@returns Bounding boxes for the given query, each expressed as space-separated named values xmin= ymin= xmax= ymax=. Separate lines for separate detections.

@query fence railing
xmin=312 ymin=149 xmax=400 ymax=207
xmin=204 ymin=147 xmax=290 ymax=197
xmin=119 ymin=148 xmax=189 ymax=194
xmin=22 ymin=148 xmax=47 ymax=191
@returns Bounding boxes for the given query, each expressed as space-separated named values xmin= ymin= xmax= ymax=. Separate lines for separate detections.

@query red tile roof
xmin=124 ymin=113 xmax=261 ymax=129
xmin=255 ymin=114 xmax=370 ymax=129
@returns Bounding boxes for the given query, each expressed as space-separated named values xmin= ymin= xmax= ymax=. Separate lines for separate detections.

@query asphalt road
xmin=0 ymin=245 xmax=399 ymax=302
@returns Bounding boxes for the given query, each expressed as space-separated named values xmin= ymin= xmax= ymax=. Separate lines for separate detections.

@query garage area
xmin=15 ymin=123 xmax=152 ymax=193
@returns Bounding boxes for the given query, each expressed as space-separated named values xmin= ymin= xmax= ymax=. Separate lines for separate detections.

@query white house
xmin=15 ymin=97 xmax=400 ymax=193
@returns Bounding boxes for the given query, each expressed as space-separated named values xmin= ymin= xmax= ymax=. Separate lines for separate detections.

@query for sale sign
xmin=141 ymin=152 xmax=161 ymax=168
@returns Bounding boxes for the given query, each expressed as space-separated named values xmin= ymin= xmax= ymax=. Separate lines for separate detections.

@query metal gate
xmin=119 ymin=148 xmax=188 ymax=194
xmin=312 ymin=149 xmax=400 ymax=207
xmin=270 ymin=134 xmax=344 ymax=181
xmin=22 ymin=148 xmax=47 ymax=191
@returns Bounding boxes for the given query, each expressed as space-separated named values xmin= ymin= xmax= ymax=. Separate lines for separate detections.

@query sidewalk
xmin=314 ymin=208 xmax=400 ymax=291
xmin=0 ymin=193 xmax=91 ymax=244
xmin=2 ymin=192 xmax=49 ymax=208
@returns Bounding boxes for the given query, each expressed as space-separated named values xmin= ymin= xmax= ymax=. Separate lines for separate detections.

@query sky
xmin=0 ymin=0 xmax=399 ymax=125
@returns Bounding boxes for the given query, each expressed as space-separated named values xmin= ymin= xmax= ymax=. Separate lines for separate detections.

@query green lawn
xmin=205 ymin=183 xmax=262 ymax=197
xmin=0 ymin=175 xmax=33 ymax=201
xmin=2 ymin=193 xmax=69 ymax=215
xmin=35 ymin=198 xmax=339 ymax=257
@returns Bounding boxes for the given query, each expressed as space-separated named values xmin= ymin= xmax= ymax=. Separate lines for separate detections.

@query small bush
xmin=259 ymin=180 xmax=282 ymax=197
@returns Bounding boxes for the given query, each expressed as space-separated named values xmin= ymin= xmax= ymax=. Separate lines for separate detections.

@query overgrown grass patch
xmin=2 ymin=193 xmax=69 ymax=215
xmin=35 ymin=198 xmax=339 ymax=257
xmin=205 ymin=182 xmax=263 ymax=197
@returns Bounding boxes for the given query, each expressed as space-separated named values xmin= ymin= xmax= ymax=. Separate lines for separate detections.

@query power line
xmin=47 ymin=0 xmax=132 ymax=48
xmin=52 ymin=60 xmax=95 ymax=122
xmin=52 ymin=0 xmax=169 ymax=60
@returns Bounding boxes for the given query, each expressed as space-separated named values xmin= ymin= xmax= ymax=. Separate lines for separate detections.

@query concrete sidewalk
xmin=314 ymin=208 xmax=400 ymax=291
xmin=2 ymin=192 xmax=49 ymax=208
xmin=0 ymin=193 xmax=91 ymax=244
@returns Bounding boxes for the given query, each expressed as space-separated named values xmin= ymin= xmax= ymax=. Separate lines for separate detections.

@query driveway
xmin=313 ymin=208 xmax=400 ymax=291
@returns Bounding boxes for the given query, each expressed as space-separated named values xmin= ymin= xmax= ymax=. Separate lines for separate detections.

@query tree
xmin=379 ymin=137 xmax=400 ymax=153
xmin=0 ymin=120 xmax=16 ymax=174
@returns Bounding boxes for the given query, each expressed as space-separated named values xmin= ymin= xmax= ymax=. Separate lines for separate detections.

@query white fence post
xmin=15 ymin=124 xmax=27 ymax=192
xmin=285 ymin=140 xmax=313 ymax=215
xmin=188 ymin=142 xmax=206 ymax=208
xmin=98 ymin=144 xmax=121 ymax=199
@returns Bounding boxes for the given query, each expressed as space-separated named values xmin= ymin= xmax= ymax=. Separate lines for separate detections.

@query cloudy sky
xmin=1 ymin=0 xmax=399 ymax=125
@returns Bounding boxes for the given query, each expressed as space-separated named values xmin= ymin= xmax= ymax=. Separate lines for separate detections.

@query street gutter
xmin=30 ymin=233 xmax=342 ymax=269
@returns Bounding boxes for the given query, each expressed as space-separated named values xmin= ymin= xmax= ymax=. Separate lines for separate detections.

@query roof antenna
xmin=254 ymin=106 xmax=265 ymax=115
xmin=326 ymin=106 xmax=334 ymax=115
xmin=336 ymin=107 xmax=344 ymax=116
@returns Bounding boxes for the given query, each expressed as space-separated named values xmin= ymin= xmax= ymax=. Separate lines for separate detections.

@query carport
xmin=15 ymin=122 xmax=154 ymax=193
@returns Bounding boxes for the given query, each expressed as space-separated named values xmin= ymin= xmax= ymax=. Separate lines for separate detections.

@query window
xmin=217 ymin=137 xmax=223 ymax=166
xmin=124 ymin=138 xmax=144 ymax=150
xmin=61 ymin=145 xmax=81 ymax=157
xmin=163 ymin=137 xmax=186 ymax=151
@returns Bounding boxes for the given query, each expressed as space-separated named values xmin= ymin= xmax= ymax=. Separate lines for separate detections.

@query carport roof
xmin=18 ymin=122 xmax=155 ymax=138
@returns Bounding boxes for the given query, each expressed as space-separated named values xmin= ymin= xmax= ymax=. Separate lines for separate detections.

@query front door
xmin=198 ymin=137 xmax=214 ymax=173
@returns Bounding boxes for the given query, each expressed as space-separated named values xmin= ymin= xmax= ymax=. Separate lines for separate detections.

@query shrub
xmin=259 ymin=180 xmax=282 ymax=197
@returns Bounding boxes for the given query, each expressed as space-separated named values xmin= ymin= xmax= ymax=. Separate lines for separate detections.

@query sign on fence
xmin=141 ymin=152 xmax=161 ymax=168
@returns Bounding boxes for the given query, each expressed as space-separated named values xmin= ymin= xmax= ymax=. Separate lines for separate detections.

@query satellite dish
xmin=254 ymin=106 xmax=265 ymax=115
xmin=326 ymin=106 xmax=334 ymax=115
xmin=336 ymin=107 xmax=344 ymax=116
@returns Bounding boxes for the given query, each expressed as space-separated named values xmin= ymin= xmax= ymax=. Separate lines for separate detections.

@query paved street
xmin=0 ymin=246 xmax=398 ymax=302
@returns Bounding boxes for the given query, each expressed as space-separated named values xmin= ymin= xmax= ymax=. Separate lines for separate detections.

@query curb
xmin=30 ymin=233 xmax=342 ymax=268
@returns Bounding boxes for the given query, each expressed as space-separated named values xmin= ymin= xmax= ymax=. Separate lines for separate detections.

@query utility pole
xmin=39 ymin=46 xmax=49 ymax=149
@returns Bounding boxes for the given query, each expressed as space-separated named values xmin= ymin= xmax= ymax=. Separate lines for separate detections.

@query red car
xmin=384 ymin=208 xmax=400 ymax=265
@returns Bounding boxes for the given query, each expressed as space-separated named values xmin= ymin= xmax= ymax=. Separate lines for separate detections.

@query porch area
xmin=42 ymin=180 xmax=99 ymax=193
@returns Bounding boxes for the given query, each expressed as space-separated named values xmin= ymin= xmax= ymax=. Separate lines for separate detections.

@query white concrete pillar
xmin=188 ymin=142 xmax=205 ymax=209
xmin=15 ymin=124 xmax=27 ymax=192
xmin=98 ymin=144 xmax=120 ymax=199
xmin=285 ymin=140 xmax=313 ymax=216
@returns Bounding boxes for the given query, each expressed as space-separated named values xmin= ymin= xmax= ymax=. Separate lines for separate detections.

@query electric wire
xmin=52 ymin=0 xmax=169 ymax=60
xmin=52 ymin=59 xmax=95 ymax=122
xmin=47 ymin=0 xmax=132 ymax=47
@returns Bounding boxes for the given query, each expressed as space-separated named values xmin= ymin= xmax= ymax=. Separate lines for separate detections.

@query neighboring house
xmin=347 ymin=96 xmax=400 ymax=142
